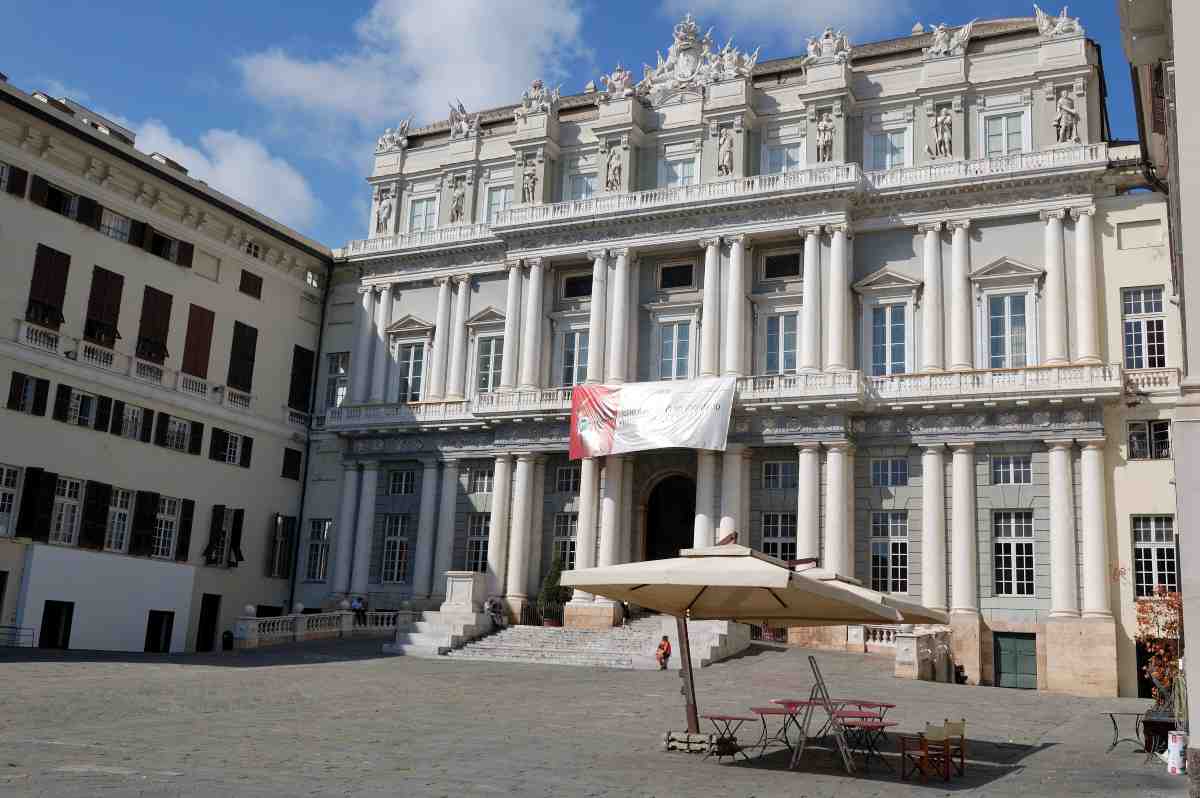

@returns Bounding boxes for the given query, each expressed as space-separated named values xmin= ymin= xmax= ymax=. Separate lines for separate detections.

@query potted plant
xmin=538 ymin=557 xmax=573 ymax=627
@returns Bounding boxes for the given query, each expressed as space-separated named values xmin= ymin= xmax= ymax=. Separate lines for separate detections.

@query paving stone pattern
xmin=0 ymin=641 xmax=1184 ymax=797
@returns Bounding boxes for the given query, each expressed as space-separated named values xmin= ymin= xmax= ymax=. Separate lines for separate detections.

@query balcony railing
xmin=866 ymin=363 xmax=1124 ymax=405
xmin=16 ymin=319 xmax=60 ymax=355
xmin=324 ymin=400 xmax=475 ymax=429
xmin=339 ymin=222 xmax=495 ymax=257
xmin=1125 ymin=367 xmax=1181 ymax=395
xmin=864 ymin=143 xmax=1108 ymax=191
xmin=735 ymin=372 xmax=863 ymax=406
xmin=472 ymin=387 xmax=573 ymax=416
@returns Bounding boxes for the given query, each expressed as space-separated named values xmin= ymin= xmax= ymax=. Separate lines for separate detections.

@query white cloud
xmin=41 ymin=78 xmax=91 ymax=103
xmin=659 ymin=0 xmax=916 ymax=51
xmin=236 ymin=0 xmax=586 ymax=138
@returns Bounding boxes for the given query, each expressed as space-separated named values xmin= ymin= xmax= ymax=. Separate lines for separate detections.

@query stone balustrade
xmin=867 ymin=363 xmax=1124 ymax=407
xmin=864 ymin=624 xmax=898 ymax=649
xmin=337 ymin=222 xmax=495 ymax=258
xmin=736 ymin=371 xmax=863 ymax=408
xmin=1125 ymin=367 xmax=1181 ymax=396
xmin=472 ymin=387 xmax=574 ymax=417
xmin=234 ymin=609 xmax=410 ymax=650
xmin=865 ymin=143 xmax=1109 ymax=192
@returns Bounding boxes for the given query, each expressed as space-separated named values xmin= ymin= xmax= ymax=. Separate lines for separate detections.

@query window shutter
xmin=93 ymin=395 xmax=112 ymax=432
xmin=141 ymin=224 xmax=157 ymax=253
xmin=227 ymin=322 xmax=258 ymax=392
xmin=5 ymin=166 xmax=27 ymax=198
xmin=85 ymin=267 xmax=124 ymax=342
xmin=137 ymin=286 xmax=173 ymax=363
xmin=209 ymin=428 xmax=228 ymax=461
xmin=175 ymin=241 xmax=194 ymax=268
xmin=128 ymin=220 xmax=147 ymax=249
xmin=6 ymin=372 xmax=27 ymax=411
xmin=239 ymin=436 xmax=253 ymax=469
xmin=182 ymin=304 xmax=215 ymax=379
xmin=78 ymin=481 xmax=112 ymax=550
xmin=32 ymin=378 xmax=49 ymax=416
xmin=203 ymin=505 xmax=226 ymax=564
xmin=29 ymin=244 xmax=70 ymax=328
xmin=109 ymin=400 xmax=125 ymax=435
xmin=139 ymin=408 xmax=155 ymax=442
xmin=265 ymin=514 xmax=281 ymax=578
xmin=281 ymin=448 xmax=302 ymax=480
xmin=368 ymin=514 xmax=385 ymax=584
xmin=52 ymin=384 xmax=72 ymax=422
xmin=283 ymin=516 xmax=297 ymax=579
xmin=154 ymin=412 xmax=170 ymax=447
xmin=76 ymin=196 xmax=102 ymax=230
xmin=129 ymin=491 xmax=159 ymax=556
xmin=287 ymin=346 xmax=316 ymax=411
xmin=29 ymin=175 xmax=49 ymax=207
xmin=188 ymin=421 xmax=204 ymax=455
xmin=176 ymin=499 xmax=195 ymax=562
xmin=15 ymin=467 xmax=54 ymax=542
xmin=228 ymin=509 xmax=245 ymax=566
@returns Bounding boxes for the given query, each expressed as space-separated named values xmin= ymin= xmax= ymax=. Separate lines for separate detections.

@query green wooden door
xmin=994 ymin=633 xmax=1037 ymax=689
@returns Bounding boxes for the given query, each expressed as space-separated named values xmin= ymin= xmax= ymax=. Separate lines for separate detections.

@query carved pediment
xmin=465 ymin=305 xmax=506 ymax=328
xmin=386 ymin=314 xmax=435 ymax=336
xmin=969 ymin=257 xmax=1044 ymax=287
xmin=852 ymin=266 xmax=924 ymax=294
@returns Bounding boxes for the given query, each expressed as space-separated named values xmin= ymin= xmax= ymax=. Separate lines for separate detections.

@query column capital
xmin=698 ymin=236 xmax=722 ymax=249
xmin=917 ymin=221 xmax=944 ymax=234
xmin=827 ymin=222 xmax=851 ymax=236
xmin=947 ymin=219 xmax=972 ymax=231
xmin=609 ymin=247 xmax=634 ymax=259
xmin=722 ymin=442 xmax=747 ymax=456
xmin=1070 ymin=205 xmax=1096 ymax=220
xmin=794 ymin=440 xmax=823 ymax=452
xmin=824 ymin=439 xmax=854 ymax=453
xmin=432 ymin=275 xmax=451 ymax=287
xmin=1039 ymin=208 xmax=1067 ymax=222
xmin=514 ymin=452 xmax=537 ymax=463
xmin=493 ymin=452 xmax=514 ymax=463
xmin=725 ymin=233 xmax=748 ymax=246
xmin=453 ymin=274 xmax=472 ymax=286
xmin=359 ymin=460 xmax=381 ymax=471
xmin=799 ymin=225 xmax=824 ymax=239
xmin=420 ymin=457 xmax=440 ymax=470
xmin=526 ymin=257 xmax=545 ymax=270
xmin=947 ymin=441 xmax=976 ymax=452
xmin=918 ymin=441 xmax=947 ymax=452
xmin=586 ymin=248 xmax=609 ymax=262
xmin=506 ymin=259 xmax=524 ymax=272
xmin=1078 ymin=438 xmax=1106 ymax=450
xmin=1044 ymin=438 xmax=1076 ymax=450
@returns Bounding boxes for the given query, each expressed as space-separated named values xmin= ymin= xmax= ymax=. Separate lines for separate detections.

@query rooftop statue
xmin=448 ymin=100 xmax=479 ymax=140
xmin=805 ymin=27 xmax=852 ymax=66
xmin=375 ymin=117 xmax=411 ymax=152
xmin=1034 ymin=5 xmax=1084 ymax=38
xmin=635 ymin=14 xmax=759 ymax=105
xmin=599 ymin=63 xmax=635 ymax=101
xmin=925 ymin=19 xmax=977 ymax=58
xmin=516 ymin=79 xmax=561 ymax=120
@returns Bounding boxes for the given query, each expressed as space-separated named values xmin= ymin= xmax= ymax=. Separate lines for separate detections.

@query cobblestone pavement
xmin=0 ymin=641 xmax=1183 ymax=797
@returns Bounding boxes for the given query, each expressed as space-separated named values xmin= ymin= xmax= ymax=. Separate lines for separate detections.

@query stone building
xmin=297 ymin=10 xmax=1175 ymax=697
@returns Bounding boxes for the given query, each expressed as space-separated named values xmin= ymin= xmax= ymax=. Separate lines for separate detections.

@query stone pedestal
xmin=564 ymin=600 xmax=622 ymax=629
xmin=950 ymin=611 xmax=982 ymax=684
xmin=787 ymin=625 xmax=848 ymax=650
xmin=894 ymin=633 xmax=918 ymax=680
xmin=440 ymin=571 xmax=486 ymax=619
xmin=1045 ymin=617 xmax=1119 ymax=697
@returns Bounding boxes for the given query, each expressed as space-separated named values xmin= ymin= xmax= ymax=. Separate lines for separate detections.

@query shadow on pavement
xmin=0 ymin=639 xmax=395 ymax=668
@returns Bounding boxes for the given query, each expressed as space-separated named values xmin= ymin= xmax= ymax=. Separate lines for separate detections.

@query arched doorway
xmin=645 ymin=474 xmax=696 ymax=561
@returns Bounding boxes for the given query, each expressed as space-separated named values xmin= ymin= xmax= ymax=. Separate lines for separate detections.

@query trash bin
xmin=221 ymin=630 xmax=234 ymax=651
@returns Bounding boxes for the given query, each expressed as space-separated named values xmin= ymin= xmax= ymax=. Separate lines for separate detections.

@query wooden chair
xmin=899 ymin=722 xmax=951 ymax=782
xmin=943 ymin=718 xmax=967 ymax=775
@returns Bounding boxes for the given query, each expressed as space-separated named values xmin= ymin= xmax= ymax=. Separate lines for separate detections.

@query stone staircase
xmin=382 ymin=610 xmax=493 ymax=658
xmin=447 ymin=615 xmax=665 ymax=669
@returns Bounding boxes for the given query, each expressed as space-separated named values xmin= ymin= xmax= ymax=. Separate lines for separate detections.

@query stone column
xmin=505 ymin=454 xmax=535 ymax=604
xmin=585 ymin=250 xmax=609 ymax=383
xmin=427 ymin=277 xmax=453 ymax=401
xmin=921 ymin=444 xmax=947 ymax=609
xmin=369 ymin=286 xmax=393 ymax=402
xmin=570 ymin=457 xmax=601 ymax=602
xmin=411 ymin=459 xmax=440 ymax=599
xmin=625 ymin=257 xmax=640 ymax=383
xmin=1042 ymin=209 xmax=1069 ymax=365
xmin=597 ymin=456 xmax=625 ymax=567
xmin=331 ymin=463 xmax=360 ymax=595
xmin=949 ymin=221 xmax=973 ymax=371
xmin=719 ymin=444 xmax=745 ymax=540
xmin=800 ymin=227 xmax=823 ymax=372
xmin=499 ymin=261 xmax=523 ymax=391
xmin=445 ymin=276 xmax=472 ymax=400
xmin=1080 ymin=440 xmax=1112 ymax=617
xmin=349 ymin=463 xmax=379 ymax=596
xmin=486 ymin=454 xmax=514 ymax=598
xmin=1048 ymin=439 xmax=1080 ymax=617
xmin=526 ymin=458 xmax=547 ymax=598
xmin=700 ymin=237 xmax=722 ymax=377
xmin=950 ymin=443 xmax=978 ymax=612
xmin=694 ymin=450 xmax=717 ymax=548
xmin=607 ymin=249 xmax=632 ymax=383
xmin=920 ymin=222 xmax=945 ymax=372
xmin=796 ymin=443 xmax=821 ymax=561
xmin=823 ymin=442 xmax=851 ymax=575
xmin=351 ymin=289 xmax=375 ymax=403
xmin=826 ymin=225 xmax=850 ymax=372
xmin=1072 ymin=207 xmax=1101 ymax=363
xmin=723 ymin=236 xmax=747 ymax=377
xmin=518 ymin=259 xmax=545 ymax=390
xmin=430 ymin=459 xmax=460 ymax=599
xmin=620 ymin=458 xmax=635 ymax=562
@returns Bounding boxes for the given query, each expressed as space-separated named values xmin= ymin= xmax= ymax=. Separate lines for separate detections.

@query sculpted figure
xmin=604 ymin=148 xmax=623 ymax=192
xmin=815 ymin=113 xmax=836 ymax=162
xmin=374 ymin=189 xmax=393 ymax=235
xmin=521 ymin=163 xmax=538 ymax=204
xmin=449 ymin=179 xmax=466 ymax=223
xmin=1054 ymin=90 xmax=1080 ymax=143
xmin=717 ymin=127 xmax=735 ymax=176
xmin=929 ymin=108 xmax=953 ymax=158
xmin=376 ymin=128 xmax=394 ymax=152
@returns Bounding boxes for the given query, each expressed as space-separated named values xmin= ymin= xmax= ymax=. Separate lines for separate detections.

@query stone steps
xmin=446 ymin=616 xmax=664 ymax=670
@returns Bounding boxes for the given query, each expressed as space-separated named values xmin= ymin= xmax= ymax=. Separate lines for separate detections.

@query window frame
xmin=99 ymin=208 xmax=132 ymax=243
xmin=407 ymin=194 xmax=438 ymax=233
xmin=1128 ymin=419 xmax=1171 ymax=460
xmin=559 ymin=329 xmax=590 ymax=388
xmin=473 ymin=335 xmax=503 ymax=394
xmin=119 ymin=403 xmax=144 ymax=440
xmin=866 ymin=299 xmax=910 ymax=377
xmin=0 ymin=465 xmax=24 ymax=538
xmin=388 ymin=470 xmax=416 ymax=496
xmin=870 ymin=510 xmax=909 ymax=594
xmin=656 ymin=319 xmax=692 ymax=381
xmin=658 ymin=262 xmax=696 ymax=292
xmin=1121 ymin=286 xmax=1168 ymax=370
xmin=552 ymin=512 xmax=578 ymax=570
xmin=556 ymin=467 xmax=581 ymax=494
xmin=761 ymin=512 xmax=798 ymax=562
xmin=980 ymin=109 xmax=1028 ymax=158
xmin=104 ymin=487 xmax=134 ymax=553
xmin=762 ymin=461 xmax=799 ymax=491
xmin=1133 ymin=515 xmax=1177 ymax=597
xmin=50 ymin=476 xmax=83 ymax=545
xmin=763 ymin=310 xmax=801 ymax=375
xmin=165 ymin=417 xmax=191 ymax=452
xmin=152 ymin=496 xmax=181 ymax=559
xmin=759 ymin=247 xmax=803 ymax=282
xmin=991 ymin=454 xmax=1033 ymax=485
xmin=392 ymin=339 xmax=426 ymax=403
xmin=484 ymin=184 xmax=513 ymax=223
xmin=464 ymin=513 xmax=490 ymax=574
xmin=380 ymin=513 xmax=412 ymax=583
xmin=469 ymin=468 xmax=494 ymax=495
xmin=762 ymin=141 xmax=804 ymax=175
xmin=992 ymin=510 xmax=1035 ymax=597
xmin=980 ymin=288 xmax=1038 ymax=369
xmin=870 ymin=458 xmax=909 ymax=488
xmin=305 ymin=519 xmax=333 ymax=582
xmin=66 ymin=388 xmax=98 ymax=428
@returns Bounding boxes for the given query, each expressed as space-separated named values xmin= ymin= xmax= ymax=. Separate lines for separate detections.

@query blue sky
xmin=1 ymin=1 xmax=1133 ymax=247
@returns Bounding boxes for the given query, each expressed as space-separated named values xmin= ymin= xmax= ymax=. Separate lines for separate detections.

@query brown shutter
xmin=176 ymin=499 xmax=195 ymax=562
xmin=181 ymin=304 xmax=215 ymax=379
xmin=78 ymin=481 xmax=112 ymax=550
xmin=188 ymin=421 xmax=204 ymax=455
xmin=128 ymin=220 xmax=147 ymax=249
xmin=28 ymin=244 xmax=70 ymax=329
xmin=281 ymin=448 xmax=302 ymax=480
xmin=287 ymin=346 xmax=316 ymax=411
xmin=6 ymin=166 xmax=28 ymax=198
xmin=52 ymin=384 xmax=72 ymax=422
xmin=28 ymin=175 xmax=49 ymax=207
xmin=139 ymin=408 xmax=155 ymax=442
xmin=129 ymin=491 xmax=159 ymax=556
xmin=76 ymin=196 xmax=101 ymax=230
xmin=209 ymin=428 xmax=228 ymax=461
xmin=238 ymin=436 xmax=253 ymax=469
xmin=109 ymin=399 xmax=125 ymax=436
xmin=93 ymin=395 xmax=112 ymax=432
xmin=6 ymin=372 xmax=27 ymax=411
xmin=137 ymin=286 xmax=173 ymax=363
xmin=175 ymin=241 xmax=194 ymax=268
xmin=227 ymin=322 xmax=258 ymax=392
xmin=154 ymin=412 xmax=170 ymax=446
xmin=228 ymin=509 xmax=245 ymax=566
xmin=31 ymin=378 xmax=49 ymax=416
xmin=16 ymin=468 xmax=57 ymax=542
xmin=203 ymin=505 xmax=226 ymax=564
xmin=85 ymin=266 xmax=124 ymax=344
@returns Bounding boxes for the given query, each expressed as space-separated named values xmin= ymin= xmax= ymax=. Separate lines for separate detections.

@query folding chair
xmin=943 ymin=718 xmax=967 ymax=776
xmin=791 ymin=655 xmax=855 ymax=774
xmin=899 ymin=722 xmax=951 ymax=782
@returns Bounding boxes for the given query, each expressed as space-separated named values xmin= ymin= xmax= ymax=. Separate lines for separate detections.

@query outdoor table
xmin=841 ymin=718 xmax=898 ymax=773
xmin=699 ymin=714 xmax=757 ymax=763
xmin=836 ymin=700 xmax=896 ymax=719
xmin=749 ymin=706 xmax=801 ymax=755
xmin=1106 ymin=712 xmax=1143 ymax=753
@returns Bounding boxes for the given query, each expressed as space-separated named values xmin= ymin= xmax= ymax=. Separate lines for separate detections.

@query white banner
xmin=569 ymin=377 xmax=736 ymax=459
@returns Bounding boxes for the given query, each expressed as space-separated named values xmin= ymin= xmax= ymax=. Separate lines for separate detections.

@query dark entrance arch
xmin=645 ymin=474 xmax=696 ymax=561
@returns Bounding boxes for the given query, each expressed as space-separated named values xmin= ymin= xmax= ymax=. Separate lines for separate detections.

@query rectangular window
xmin=762 ymin=513 xmax=798 ymax=561
xmin=65 ymin=389 xmax=97 ymax=428
xmin=870 ymin=458 xmax=909 ymax=487
xmin=119 ymin=404 xmax=144 ymax=440
xmin=408 ymin=197 xmax=436 ymax=231
xmin=659 ymin=322 xmax=690 ymax=380
xmin=242 ymin=240 xmax=262 ymax=260
xmin=765 ymin=312 xmax=799 ymax=374
xmin=476 ymin=337 xmax=502 ymax=394
xmin=0 ymin=162 xmax=8 ymax=193
xmin=222 ymin=432 xmax=243 ymax=465
xmin=389 ymin=470 xmax=416 ymax=496
xmin=660 ymin=158 xmax=695 ymax=188
xmin=765 ymin=143 xmax=802 ymax=175
xmin=1128 ymin=420 xmax=1171 ymax=460
xmin=660 ymin=263 xmax=695 ymax=290
xmin=561 ymin=273 xmax=592 ymax=299
xmin=465 ymin=514 xmax=490 ymax=573
xmin=486 ymin=186 xmax=513 ymax=222
xmin=50 ymin=477 xmax=83 ymax=545
xmin=985 ymin=112 xmax=1024 ymax=157
xmin=1133 ymin=515 xmax=1177 ymax=597
xmin=27 ymin=244 xmax=70 ymax=330
xmin=207 ymin=509 xmax=232 ymax=567
xmin=166 ymin=417 xmax=191 ymax=452
xmin=567 ymin=173 xmax=597 ymax=201
xmin=227 ymin=321 xmax=258 ymax=393
xmin=152 ymin=496 xmax=180 ymax=559
xmin=99 ymin=208 xmax=131 ymax=243
xmin=148 ymin=230 xmax=179 ymax=262
xmin=469 ymin=468 xmax=494 ymax=494
xmin=42 ymin=180 xmax=80 ymax=220
xmin=238 ymin=270 xmax=263 ymax=300
xmin=553 ymin=513 xmax=578 ymax=569
xmin=762 ymin=461 xmax=799 ymax=491
xmin=7 ymin=373 xmax=47 ymax=416
xmin=763 ymin=252 xmax=801 ymax=280
xmin=870 ymin=304 xmax=906 ymax=376
xmin=1122 ymin=287 xmax=1167 ymax=369
xmin=136 ymin=286 xmax=173 ymax=365
xmin=870 ymin=511 xmax=909 ymax=593
xmin=561 ymin=331 xmax=589 ymax=387
xmin=992 ymin=454 xmax=1033 ymax=485
xmin=281 ymin=448 xmax=302 ymax=481
xmin=267 ymin=515 xmax=295 ymax=578
xmin=326 ymin=352 xmax=350 ymax=409
xmin=104 ymin=488 xmax=133 ymax=552
xmin=395 ymin=342 xmax=425 ymax=403
xmin=871 ymin=130 xmax=906 ymax=170
xmin=993 ymin=510 xmax=1035 ymax=596
xmin=181 ymin=304 xmax=214 ymax=378
xmin=0 ymin=465 xmax=22 ymax=537
xmin=988 ymin=293 xmax=1028 ymax=369
xmin=84 ymin=266 xmax=124 ymax=348
xmin=381 ymin=514 xmax=412 ymax=583
xmin=306 ymin=519 xmax=332 ymax=581
xmin=556 ymin=467 xmax=581 ymax=494
xmin=287 ymin=346 xmax=315 ymax=412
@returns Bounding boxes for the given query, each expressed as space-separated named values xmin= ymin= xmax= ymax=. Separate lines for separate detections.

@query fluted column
xmin=518 ymin=258 xmax=545 ymax=390
xmin=445 ymin=276 xmax=472 ymax=400
xmin=823 ymin=442 xmax=851 ymax=575
xmin=921 ymin=444 xmax=947 ymax=609
xmin=585 ymin=250 xmax=609 ymax=383
xmin=499 ymin=261 xmax=523 ymax=390
xmin=800 ymin=226 xmax=823 ymax=372
xmin=331 ymin=463 xmax=360 ymax=594
xmin=1048 ymin=439 xmax=1080 ymax=617
xmin=486 ymin=454 xmax=514 ymax=598
xmin=571 ymin=457 xmax=601 ymax=602
xmin=949 ymin=221 xmax=973 ymax=371
xmin=607 ymin=249 xmax=632 ymax=383
xmin=598 ymin=456 xmax=625 ymax=568
xmin=826 ymin=225 xmax=850 ymax=371
xmin=526 ymin=458 xmax=547 ymax=597
xmin=920 ymin=222 xmax=945 ymax=372
xmin=950 ymin=443 xmax=978 ymax=613
xmin=427 ymin=277 xmax=453 ymax=400
xmin=1042 ymin=209 xmax=1069 ymax=365
xmin=368 ymin=286 xmax=393 ymax=402
xmin=796 ymin=443 xmax=821 ymax=561
xmin=430 ymin=458 xmax=460 ymax=599
xmin=351 ymin=290 xmax=375 ymax=403
xmin=700 ymin=237 xmax=722 ymax=377
xmin=505 ymin=454 xmax=535 ymax=602
xmin=719 ymin=444 xmax=746 ymax=539
xmin=1080 ymin=440 xmax=1112 ymax=618
xmin=411 ymin=459 xmax=440 ymax=598
xmin=349 ymin=463 xmax=379 ymax=596
xmin=1072 ymin=207 xmax=1101 ymax=363
xmin=694 ymin=450 xmax=717 ymax=548
xmin=723 ymin=235 xmax=747 ymax=376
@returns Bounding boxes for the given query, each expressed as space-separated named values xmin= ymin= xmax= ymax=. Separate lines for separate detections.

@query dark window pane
xmin=764 ymin=253 xmax=801 ymax=280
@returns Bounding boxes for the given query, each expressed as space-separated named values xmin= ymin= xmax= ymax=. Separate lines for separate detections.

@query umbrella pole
xmin=676 ymin=615 xmax=699 ymax=734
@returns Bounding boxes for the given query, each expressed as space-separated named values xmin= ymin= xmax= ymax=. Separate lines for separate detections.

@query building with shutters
xmin=0 ymin=81 xmax=331 ymax=652
xmin=299 ymin=10 xmax=1182 ymax=697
